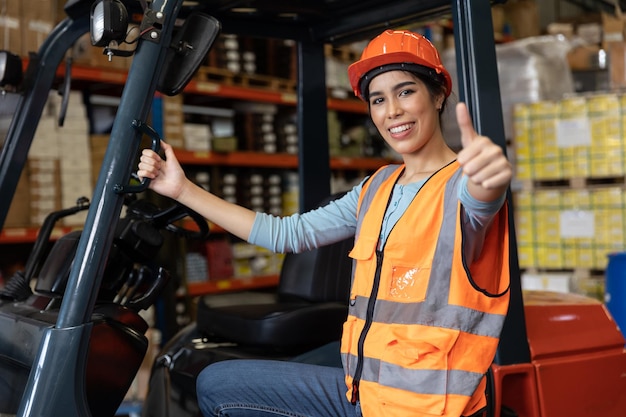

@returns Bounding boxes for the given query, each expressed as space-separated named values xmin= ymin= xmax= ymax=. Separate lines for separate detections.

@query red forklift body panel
xmin=524 ymin=291 xmax=626 ymax=417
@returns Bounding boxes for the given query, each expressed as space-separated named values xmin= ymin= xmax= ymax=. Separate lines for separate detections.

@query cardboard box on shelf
xmin=21 ymin=0 xmax=56 ymax=56
xmin=567 ymin=44 xmax=603 ymax=71
xmin=522 ymin=271 xmax=572 ymax=294
xmin=4 ymin=166 xmax=31 ymax=228
xmin=206 ymin=239 xmax=234 ymax=281
xmin=0 ymin=0 xmax=22 ymax=53
xmin=502 ymin=0 xmax=540 ymax=40
xmin=602 ymin=10 xmax=625 ymax=49
xmin=28 ymin=159 xmax=62 ymax=226
xmin=608 ymin=41 xmax=626 ymax=89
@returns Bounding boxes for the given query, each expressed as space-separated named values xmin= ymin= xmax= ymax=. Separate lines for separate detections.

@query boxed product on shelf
xmin=205 ymin=34 xmax=295 ymax=79
xmin=232 ymin=102 xmax=288 ymax=153
xmin=183 ymin=123 xmax=212 ymax=152
xmin=4 ymin=166 xmax=31 ymax=228
xmin=514 ymin=186 xmax=626 ymax=270
xmin=325 ymin=56 xmax=351 ymax=96
xmin=22 ymin=3 xmax=53 ymax=53
xmin=206 ymin=33 xmax=243 ymax=74
xmin=522 ymin=271 xmax=572 ymax=293
xmin=12 ymin=0 xmax=57 ymax=57
xmin=282 ymin=171 xmax=299 ymax=215
xmin=161 ymin=95 xmax=185 ymax=148
xmin=235 ymin=110 xmax=275 ymax=152
xmin=231 ymin=242 xmax=284 ymax=278
xmin=239 ymin=172 xmax=265 ymax=212
xmin=275 ymin=111 xmax=298 ymax=154
xmin=211 ymin=136 xmax=238 ymax=152
xmin=514 ymin=92 xmax=626 ymax=182
xmin=601 ymin=6 xmax=626 ymax=90
xmin=206 ymin=238 xmax=234 ymax=281
xmin=28 ymin=158 xmax=61 ymax=227
xmin=0 ymin=0 xmax=21 ymax=53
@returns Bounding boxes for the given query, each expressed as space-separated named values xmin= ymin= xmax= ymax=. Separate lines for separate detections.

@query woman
xmin=138 ymin=29 xmax=512 ymax=417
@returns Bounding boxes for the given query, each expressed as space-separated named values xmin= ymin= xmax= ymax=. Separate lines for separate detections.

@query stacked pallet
xmin=513 ymin=93 xmax=626 ymax=297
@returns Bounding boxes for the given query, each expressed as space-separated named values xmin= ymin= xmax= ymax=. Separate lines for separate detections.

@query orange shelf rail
xmin=45 ymin=60 xmax=367 ymax=113
xmin=175 ymin=150 xmax=388 ymax=171
xmin=175 ymin=150 xmax=299 ymax=168
xmin=0 ymin=226 xmax=80 ymax=244
xmin=187 ymin=274 xmax=279 ymax=296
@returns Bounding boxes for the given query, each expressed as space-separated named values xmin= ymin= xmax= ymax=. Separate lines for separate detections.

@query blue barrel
xmin=606 ymin=252 xmax=626 ymax=338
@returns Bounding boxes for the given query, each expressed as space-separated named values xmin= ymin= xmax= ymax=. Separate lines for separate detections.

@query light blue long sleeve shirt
xmin=248 ymin=172 xmax=506 ymax=262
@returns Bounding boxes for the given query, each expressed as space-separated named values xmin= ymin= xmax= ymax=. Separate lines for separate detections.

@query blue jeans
xmin=196 ymin=359 xmax=361 ymax=417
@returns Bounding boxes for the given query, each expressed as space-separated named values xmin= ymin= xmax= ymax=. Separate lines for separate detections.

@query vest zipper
xmin=351 ymin=249 xmax=384 ymax=405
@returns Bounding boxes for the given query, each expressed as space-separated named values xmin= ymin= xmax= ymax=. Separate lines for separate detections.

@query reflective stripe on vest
xmin=341 ymin=162 xmax=510 ymax=417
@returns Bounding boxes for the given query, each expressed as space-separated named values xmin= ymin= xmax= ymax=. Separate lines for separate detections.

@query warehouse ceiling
xmin=64 ymin=0 xmax=626 ymax=44
xmin=178 ymin=0 xmax=455 ymax=44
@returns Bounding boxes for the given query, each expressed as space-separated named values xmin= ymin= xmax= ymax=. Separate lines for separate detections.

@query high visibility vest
xmin=341 ymin=162 xmax=510 ymax=417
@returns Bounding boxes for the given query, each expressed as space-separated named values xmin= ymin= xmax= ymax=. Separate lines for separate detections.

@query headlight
xmin=0 ymin=50 xmax=23 ymax=87
xmin=90 ymin=0 xmax=129 ymax=47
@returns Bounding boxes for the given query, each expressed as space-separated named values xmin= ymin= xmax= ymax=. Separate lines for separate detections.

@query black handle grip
xmin=115 ymin=119 xmax=162 ymax=194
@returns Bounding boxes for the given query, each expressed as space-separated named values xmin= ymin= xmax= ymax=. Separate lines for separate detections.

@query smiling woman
xmin=135 ymin=28 xmax=514 ymax=417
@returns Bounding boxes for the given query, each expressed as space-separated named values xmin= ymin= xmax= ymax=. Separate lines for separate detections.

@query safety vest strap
xmin=348 ymin=296 xmax=506 ymax=337
xmin=342 ymin=352 xmax=482 ymax=397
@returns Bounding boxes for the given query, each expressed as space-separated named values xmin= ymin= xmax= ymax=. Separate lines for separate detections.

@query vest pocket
xmin=378 ymin=326 xmax=460 ymax=415
xmin=388 ymin=262 xmax=431 ymax=301
xmin=349 ymin=236 xmax=377 ymax=298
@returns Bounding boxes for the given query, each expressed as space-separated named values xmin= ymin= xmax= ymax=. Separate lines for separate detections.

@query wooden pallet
xmin=324 ymin=44 xmax=361 ymax=62
xmin=518 ymin=176 xmax=626 ymax=190
xmin=195 ymin=66 xmax=296 ymax=92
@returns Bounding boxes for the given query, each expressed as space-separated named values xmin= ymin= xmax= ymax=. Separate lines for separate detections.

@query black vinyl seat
xmin=195 ymin=193 xmax=353 ymax=349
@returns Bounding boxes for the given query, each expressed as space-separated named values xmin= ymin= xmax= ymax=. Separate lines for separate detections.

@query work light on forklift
xmin=0 ymin=50 xmax=23 ymax=88
xmin=90 ymin=0 xmax=129 ymax=47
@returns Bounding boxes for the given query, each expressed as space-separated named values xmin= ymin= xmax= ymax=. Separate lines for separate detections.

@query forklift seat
xmin=195 ymin=193 xmax=353 ymax=349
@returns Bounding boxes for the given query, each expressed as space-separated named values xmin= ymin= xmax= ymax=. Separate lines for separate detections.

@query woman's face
xmin=367 ymin=70 xmax=443 ymax=156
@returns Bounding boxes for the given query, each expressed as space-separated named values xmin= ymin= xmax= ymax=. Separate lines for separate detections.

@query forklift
xmin=0 ymin=1 xmax=624 ymax=416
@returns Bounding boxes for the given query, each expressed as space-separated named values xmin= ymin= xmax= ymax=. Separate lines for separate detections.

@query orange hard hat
xmin=348 ymin=29 xmax=452 ymax=100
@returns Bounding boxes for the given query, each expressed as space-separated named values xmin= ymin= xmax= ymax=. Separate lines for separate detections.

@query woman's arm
xmin=138 ymin=141 xmax=362 ymax=250
xmin=249 ymin=187 xmax=360 ymax=253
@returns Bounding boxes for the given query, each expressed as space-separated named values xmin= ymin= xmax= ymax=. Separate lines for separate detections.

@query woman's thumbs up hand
xmin=455 ymin=102 xmax=512 ymax=201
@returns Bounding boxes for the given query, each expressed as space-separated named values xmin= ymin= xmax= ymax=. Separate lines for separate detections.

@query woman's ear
xmin=436 ymin=91 xmax=448 ymax=110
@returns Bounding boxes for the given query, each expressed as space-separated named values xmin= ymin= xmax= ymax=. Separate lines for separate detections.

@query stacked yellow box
xmin=533 ymin=190 xmax=563 ymax=268
xmin=558 ymin=96 xmax=590 ymax=179
xmin=512 ymin=104 xmax=532 ymax=181
xmin=514 ymin=93 xmax=626 ymax=183
xmin=514 ymin=187 xmax=626 ymax=270
xmin=561 ymin=189 xmax=593 ymax=269
xmin=530 ymin=101 xmax=561 ymax=180
xmin=591 ymin=187 xmax=625 ymax=269
xmin=513 ymin=92 xmax=626 ymax=273
xmin=514 ymin=190 xmax=535 ymax=267
xmin=587 ymin=94 xmax=623 ymax=177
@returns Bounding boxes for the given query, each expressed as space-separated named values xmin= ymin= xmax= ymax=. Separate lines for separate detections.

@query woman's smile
xmin=388 ymin=122 xmax=414 ymax=135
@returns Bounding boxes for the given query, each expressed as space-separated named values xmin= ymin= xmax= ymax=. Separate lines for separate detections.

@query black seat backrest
xmin=277 ymin=192 xmax=353 ymax=304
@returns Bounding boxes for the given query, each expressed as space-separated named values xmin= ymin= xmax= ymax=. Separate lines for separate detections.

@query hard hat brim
xmin=348 ymin=51 xmax=452 ymax=100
